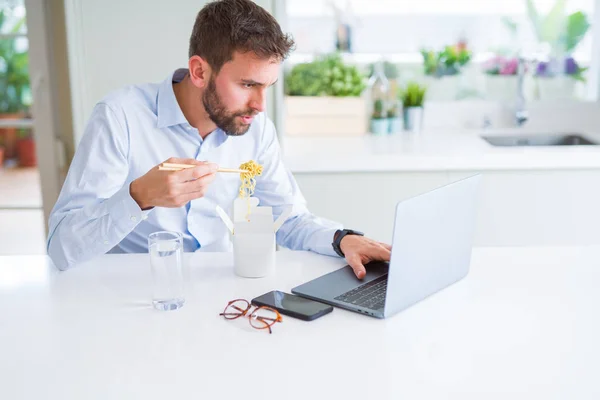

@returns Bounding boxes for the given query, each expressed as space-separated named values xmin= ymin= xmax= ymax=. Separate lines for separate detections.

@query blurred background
xmin=1 ymin=0 xmax=599 ymax=255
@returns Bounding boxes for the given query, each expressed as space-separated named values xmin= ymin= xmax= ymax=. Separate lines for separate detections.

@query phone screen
xmin=252 ymin=290 xmax=332 ymax=318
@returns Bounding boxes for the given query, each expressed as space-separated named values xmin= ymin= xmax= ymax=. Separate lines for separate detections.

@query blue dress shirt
xmin=48 ymin=69 xmax=342 ymax=270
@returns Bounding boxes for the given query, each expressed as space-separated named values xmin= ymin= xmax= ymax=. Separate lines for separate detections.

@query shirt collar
xmin=156 ymin=68 xmax=190 ymax=129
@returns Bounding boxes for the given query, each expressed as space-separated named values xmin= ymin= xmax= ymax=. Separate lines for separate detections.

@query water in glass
xmin=149 ymin=232 xmax=185 ymax=311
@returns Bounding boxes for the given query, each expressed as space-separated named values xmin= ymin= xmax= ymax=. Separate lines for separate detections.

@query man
xmin=48 ymin=0 xmax=391 ymax=277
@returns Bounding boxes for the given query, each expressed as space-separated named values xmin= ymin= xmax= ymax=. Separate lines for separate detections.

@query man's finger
xmin=163 ymin=157 xmax=205 ymax=166
xmin=378 ymin=242 xmax=392 ymax=251
xmin=181 ymin=171 xmax=217 ymax=193
xmin=171 ymin=186 xmax=213 ymax=207
xmin=378 ymin=245 xmax=392 ymax=261
xmin=347 ymin=253 xmax=366 ymax=280
xmin=175 ymin=162 xmax=218 ymax=182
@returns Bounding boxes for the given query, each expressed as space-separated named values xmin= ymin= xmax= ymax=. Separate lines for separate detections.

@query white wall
xmin=64 ymin=0 xmax=275 ymax=146
xmin=64 ymin=0 xmax=204 ymax=145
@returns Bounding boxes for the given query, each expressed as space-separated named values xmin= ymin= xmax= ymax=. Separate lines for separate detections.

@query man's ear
xmin=188 ymin=55 xmax=211 ymax=89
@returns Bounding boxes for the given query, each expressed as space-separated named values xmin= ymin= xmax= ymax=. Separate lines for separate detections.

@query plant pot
xmin=285 ymin=96 xmax=367 ymax=136
xmin=370 ymin=118 xmax=389 ymax=135
xmin=0 ymin=113 xmax=24 ymax=159
xmin=423 ymin=75 xmax=460 ymax=101
xmin=16 ymin=138 xmax=36 ymax=167
xmin=403 ymin=107 xmax=424 ymax=133
xmin=388 ymin=117 xmax=403 ymax=134
xmin=536 ymin=76 xmax=576 ymax=100
xmin=485 ymin=75 xmax=519 ymax=103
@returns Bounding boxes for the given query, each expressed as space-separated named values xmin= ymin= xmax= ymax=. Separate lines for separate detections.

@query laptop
xmin=291 ymin=174 xmax=481 ymax=319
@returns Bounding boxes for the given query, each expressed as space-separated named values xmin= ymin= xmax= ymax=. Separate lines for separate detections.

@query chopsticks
xmin=158 ymin=162 xmax=248 ymax=173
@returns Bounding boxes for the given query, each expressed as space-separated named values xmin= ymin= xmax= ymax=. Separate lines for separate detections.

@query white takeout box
xmin=216 ymin=197 xmax=292 ymax=278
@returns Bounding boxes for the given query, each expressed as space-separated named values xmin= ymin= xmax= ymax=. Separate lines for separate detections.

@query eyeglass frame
xmin=219 ymin=298 xmax=283 ymax=334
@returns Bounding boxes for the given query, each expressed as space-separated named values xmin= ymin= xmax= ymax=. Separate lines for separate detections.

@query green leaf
xmin=0 ymin=10 xmax=30 ymax=113
xmin=501 ymin=17 xmax=518 ymax=35
xmin=285 ymin=52 xmax=365 ymax=97
xmin=399 ymin=81 xmax=427 ymax=108
xmin=572 ymin=66 xmax=588 ymax=82
xmin=10 ymin=15 xmax=25 ymax=34
xmin=565 ymin=11 xmax=590 ymax=52
xmin=540 ymin=0 xmax=567 ymax=49
xmin=526 ymin=0 xmax=542 ymax=41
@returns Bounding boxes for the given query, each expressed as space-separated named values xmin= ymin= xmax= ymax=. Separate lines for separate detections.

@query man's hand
xmin=130 ymin=158 xmax=218 ymax=209
xmin=340 ymin=235 xmax=392 ymax=279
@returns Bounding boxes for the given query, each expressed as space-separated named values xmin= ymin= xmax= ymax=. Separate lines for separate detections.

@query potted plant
xmin=526 ymin=1 xmax=590 ymax=99
xmin=420 ymin=42 xmax=471 ymax=101
xmin=535 ymin=56 xmax=587 ymax=100
xmin=16 ymin=126 xmax=36 ymax=167
xmin=285 ymin=52 xmax=367 ymax=136
xmin=0 ymin=10 xmax=30 ymax=162
xmin=369 ymin=98 xmax=388 ymax=135
xmin=399 ymin=81 xmax=427 ymax=133
xmin=0 ymin=135 xmax=4 ymax=167
xmin=483 ymin=55 xmax=521 ymax=102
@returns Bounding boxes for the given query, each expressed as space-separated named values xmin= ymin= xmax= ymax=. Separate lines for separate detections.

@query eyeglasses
xmin=219 ymin=299 xmax=283 ymax=334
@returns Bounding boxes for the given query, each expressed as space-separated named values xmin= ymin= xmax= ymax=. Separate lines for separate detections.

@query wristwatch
xmin=332 ymin=229 xmax=364 ymax=257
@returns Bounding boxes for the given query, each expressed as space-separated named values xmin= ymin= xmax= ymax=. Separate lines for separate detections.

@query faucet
xmin=514 ymin=56 xmax=528 ymax=126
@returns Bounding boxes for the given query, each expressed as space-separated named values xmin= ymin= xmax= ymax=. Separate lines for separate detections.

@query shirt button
xmin=142 ymin=215 xmax=148 ymax=221
xmin=130 ymin=216 xmax=138 ymax=222
xmin=104 ymin=240 xmax=109 ymax=245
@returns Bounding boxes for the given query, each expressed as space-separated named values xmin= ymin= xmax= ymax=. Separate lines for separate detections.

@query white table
xmin=1 ymin=247 xmax=599 ymax=399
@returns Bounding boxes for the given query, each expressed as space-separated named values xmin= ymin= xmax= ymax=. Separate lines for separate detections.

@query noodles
xmin=238 ymin=160 xmax=263 ymax=198
xmin=238 ymin=160 xmax=263 ymax=220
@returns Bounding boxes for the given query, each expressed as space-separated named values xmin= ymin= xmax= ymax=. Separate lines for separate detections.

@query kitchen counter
xmin=283 ymin=129 xmax=600 ymax=173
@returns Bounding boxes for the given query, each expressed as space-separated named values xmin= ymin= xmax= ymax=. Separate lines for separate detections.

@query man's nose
xmin=250 ymin=90 xmax=266 ymax=113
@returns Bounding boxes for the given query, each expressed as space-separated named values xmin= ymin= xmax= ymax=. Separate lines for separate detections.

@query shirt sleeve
xmin=47 ymin=103 xmax=152 ymax=270
xmin=253 ymin=116 xmax=343 ymax=257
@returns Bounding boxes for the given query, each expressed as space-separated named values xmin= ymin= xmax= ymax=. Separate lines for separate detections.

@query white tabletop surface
xmin=283 ymin=131 xmax=600 ymax=172
xmin=1 ymin=246 xmax=599 ymax=399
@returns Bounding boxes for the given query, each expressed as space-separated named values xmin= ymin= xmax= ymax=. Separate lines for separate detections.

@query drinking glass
xmin=148 ymin=231 xmax=184 ymax=311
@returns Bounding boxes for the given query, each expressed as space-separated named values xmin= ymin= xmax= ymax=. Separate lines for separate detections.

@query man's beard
xmin=202 ymin=77 xmax=256 ymax=136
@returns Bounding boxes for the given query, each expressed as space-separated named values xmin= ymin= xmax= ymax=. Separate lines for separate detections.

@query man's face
xmin=203 ymin=51 xmax=280 ymax=136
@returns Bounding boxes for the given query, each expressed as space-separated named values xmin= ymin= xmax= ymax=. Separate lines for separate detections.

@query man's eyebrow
xmin=241 ymin=79 xmax=278 ymax=87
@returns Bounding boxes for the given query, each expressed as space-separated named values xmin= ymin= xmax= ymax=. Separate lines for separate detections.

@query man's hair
xmin=189 ymin=0 xmax=295 ymax=73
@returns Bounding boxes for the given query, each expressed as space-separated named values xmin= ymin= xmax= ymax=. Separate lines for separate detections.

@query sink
xmin=481 ymin=133 xmax=598 ymax=147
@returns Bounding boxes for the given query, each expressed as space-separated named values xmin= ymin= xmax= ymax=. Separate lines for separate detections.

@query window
xmin=0 ymin=0 xmax=33 ymax=166
xmin=284 ymin=0 xmax=597 ymax=101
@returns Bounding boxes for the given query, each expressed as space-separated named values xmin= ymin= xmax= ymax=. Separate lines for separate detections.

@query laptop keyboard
xmin=334 ymin=275 xmax=388 ymax=311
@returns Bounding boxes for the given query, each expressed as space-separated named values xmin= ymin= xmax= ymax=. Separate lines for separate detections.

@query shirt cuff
xmin=312 ymin=227 xmax=342 ymax=258
xmin=106 ymin=183 xmax=153 ymax=228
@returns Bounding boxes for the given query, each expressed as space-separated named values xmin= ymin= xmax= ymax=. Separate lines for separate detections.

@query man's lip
xmin=240 ymin=115 xmax=254 ymax=122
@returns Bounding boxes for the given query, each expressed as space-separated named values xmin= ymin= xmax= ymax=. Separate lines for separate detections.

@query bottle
xmin=366 ymin=60 xmax=391 ymax=135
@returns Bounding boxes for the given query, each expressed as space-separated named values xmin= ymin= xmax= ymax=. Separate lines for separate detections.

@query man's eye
xmin=243 ymin=83 xmax=254 ymax=88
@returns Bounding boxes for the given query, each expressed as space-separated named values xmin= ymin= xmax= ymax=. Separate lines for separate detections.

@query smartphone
xmin=251 ymin=290 xmax=333 ymax=321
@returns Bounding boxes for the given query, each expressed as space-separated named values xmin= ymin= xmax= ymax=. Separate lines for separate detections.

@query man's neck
xmin=172 ymin=74 xmax=216 ymax=139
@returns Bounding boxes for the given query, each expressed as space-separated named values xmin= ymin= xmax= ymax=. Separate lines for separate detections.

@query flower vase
xmin=485 ymin=75 xmax=519 ymax=103
xmin=370 ymin=118 xmax=389 ymax=135
xmin=388 ymin=117 xmax=403 ymax=134
xmin=423 ymin=75 xmax=460 ymax=101
xmin=403 ymin=107 xmax=423 ymax=133
xmin=536 ymin=76 xmax=576 ymax=100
